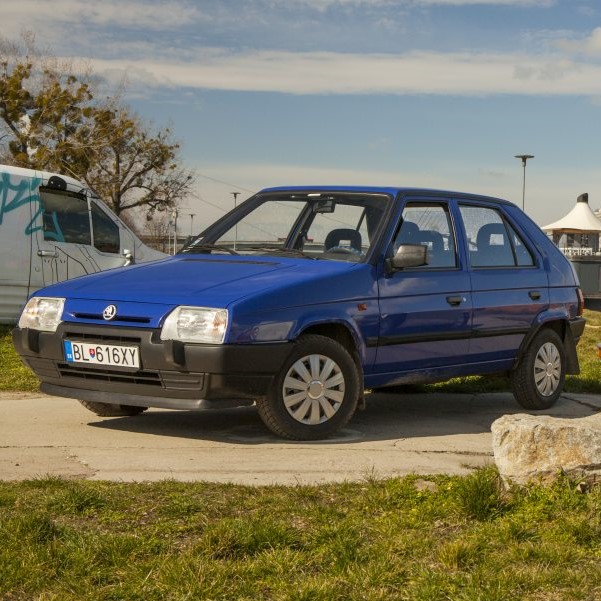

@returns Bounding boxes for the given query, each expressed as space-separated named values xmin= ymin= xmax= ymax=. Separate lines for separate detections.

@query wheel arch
xmin=295 ymin=321 xmax=366 ymax=407
xmin=514 ymin=314 xmax=579 ymax=375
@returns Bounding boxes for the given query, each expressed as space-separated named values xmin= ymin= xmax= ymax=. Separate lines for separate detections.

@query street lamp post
xmin=231 ymin=192 xmax=240 ymax=251
xmin=171 ymin=209 xmax=179 ymax=255
xmin=514 ymin=154 xmax=534 ymax=212
xmin=189 ymin=213 xmax=196 ymax=236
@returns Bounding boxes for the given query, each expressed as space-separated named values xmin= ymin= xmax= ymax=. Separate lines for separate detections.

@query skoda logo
xmin=103 ymin=305 xmax=117 ymax=321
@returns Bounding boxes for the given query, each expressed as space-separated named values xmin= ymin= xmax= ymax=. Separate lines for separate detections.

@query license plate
xmin=64 ymin=341 xmax=140 ymax=369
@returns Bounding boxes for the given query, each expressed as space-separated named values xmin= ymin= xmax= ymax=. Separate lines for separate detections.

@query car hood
xmin=35 ymin=255 xmax=365 ymax=328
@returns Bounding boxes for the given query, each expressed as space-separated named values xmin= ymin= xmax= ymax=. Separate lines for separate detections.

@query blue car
xmin=13 ymin=187 xmax=586 ymax=440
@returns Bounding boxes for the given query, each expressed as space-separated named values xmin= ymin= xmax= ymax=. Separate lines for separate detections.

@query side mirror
xmin=122 ymin=249 xmax=134 ymax=267
xmin=387 ymin=243 xmax=428 ymax=271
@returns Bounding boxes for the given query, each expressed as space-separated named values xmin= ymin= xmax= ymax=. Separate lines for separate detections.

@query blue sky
xmin=6 ymin=0 xmax=601 ymax=228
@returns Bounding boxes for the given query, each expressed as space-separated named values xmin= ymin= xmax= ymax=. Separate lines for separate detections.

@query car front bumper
xmin=13 ymin=324 xmax=293 ymax=409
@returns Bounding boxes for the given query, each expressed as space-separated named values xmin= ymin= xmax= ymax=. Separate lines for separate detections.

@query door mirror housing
xmin=122 ymin=249 xmax=134 ymax=266
xmin=387 ymin=244 xmax=427 ymax=271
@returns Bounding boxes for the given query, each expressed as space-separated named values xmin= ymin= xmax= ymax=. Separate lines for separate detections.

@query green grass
xmin=0 ymin=325 xmax=39 ymax=392
xmin=1 ymin=469 xmax=601 ymax=600
xmin=1 ymin=309 xmax=601 ymax=394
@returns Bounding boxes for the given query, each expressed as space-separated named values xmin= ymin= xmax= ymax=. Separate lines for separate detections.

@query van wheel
xmin=78 ymin=400 xmax=148 ymax=417
xmin=511 ymin=329 xmax=565 ymax=410
xmin=256 ymin=335 xmax=360 ymax=440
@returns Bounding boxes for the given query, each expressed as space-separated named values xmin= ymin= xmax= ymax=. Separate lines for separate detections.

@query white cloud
xmin=4 ymin=0 xmax=200 ymax=30
xmin=275 ymin=0 xmax=553 ymax=6
xmin=87 ymin=49 xmax=601 ymax=97
xmin=556 ymin=27 xmax=601 ymax=56
xmin=410 ymin=0 xmax=554 ymax=5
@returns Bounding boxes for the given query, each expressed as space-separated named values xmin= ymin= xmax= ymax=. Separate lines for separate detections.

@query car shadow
xmin=86 ymin=390 xmax=599 ymax=446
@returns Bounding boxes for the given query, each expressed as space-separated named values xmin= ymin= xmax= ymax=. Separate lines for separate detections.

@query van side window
xmin=393 ymin=203 xmax=457 ymax=268
xmin=459 ymin=205 xmax=533 ymax=268
xmin=40 ymin=189 xmax=91 ymax=245
xmin=91 ymin=202 xmax=120 ymax=254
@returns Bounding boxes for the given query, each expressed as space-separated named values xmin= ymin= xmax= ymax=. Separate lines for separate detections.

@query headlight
xmin=18 ymin=297 xmax=65 ymax=332
xmin=160 ymin=306 xmax=228 ymax=344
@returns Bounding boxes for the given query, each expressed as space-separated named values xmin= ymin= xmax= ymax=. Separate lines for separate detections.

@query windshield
xmin=182 ymin=191 xmax=391 ymax=262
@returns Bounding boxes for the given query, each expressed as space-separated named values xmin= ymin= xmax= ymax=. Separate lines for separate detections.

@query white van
xmin=0 ymin=164 xmax=166 ymax=323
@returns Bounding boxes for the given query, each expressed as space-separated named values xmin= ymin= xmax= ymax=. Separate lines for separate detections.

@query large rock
xmin=491 ymin=413 xmax=601 ymax=485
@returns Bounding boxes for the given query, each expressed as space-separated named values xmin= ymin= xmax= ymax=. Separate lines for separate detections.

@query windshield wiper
xmin=244 ymin=246 xmax=317 ymax=259
xmin=180 ymin=243 xmax=239 ymax=255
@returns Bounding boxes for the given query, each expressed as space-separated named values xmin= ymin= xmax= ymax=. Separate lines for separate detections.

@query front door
xmin=35 ymin=188 xmax=126 ymax=286
xmin=374 ymin=199 xmax=472 ymax=382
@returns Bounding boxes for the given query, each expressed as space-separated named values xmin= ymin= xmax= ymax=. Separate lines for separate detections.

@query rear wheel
xmin=78 ymin=400 xmax=148 ymax=417
xmin=511 ymin=328 xmax=565 ymax=410
xmin=256 ymin=334 xmax=360 ymax=440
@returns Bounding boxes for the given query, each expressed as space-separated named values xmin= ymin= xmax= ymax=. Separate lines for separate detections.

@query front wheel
xmin=511 ymin=328 xmax=566 ymax=410
xmin=78 ymin=400 xmax=148 ymax=417
xmin=256 ymin=335 xmax=360 ymax=440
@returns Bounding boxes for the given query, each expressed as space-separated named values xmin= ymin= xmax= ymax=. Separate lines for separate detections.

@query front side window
xmin=459 ymin=205 xmax=533 ymax=268
xmin=184 ymin=192 xmax=390 ymax=262
xmin=40 ymin=189 xmax=91 ymax=245
xmin=91 ymin=202 xmax=120 ymax=253
xmin=393 ymin=202 xmax=457 ymax=268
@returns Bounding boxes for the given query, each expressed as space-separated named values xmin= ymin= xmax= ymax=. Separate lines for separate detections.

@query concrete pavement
xmin=1 ymin=390 xmax=600 ymax=484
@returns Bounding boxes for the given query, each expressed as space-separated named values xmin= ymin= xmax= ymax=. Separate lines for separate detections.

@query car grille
xmin=55 ymin=363 xmax=205 ymax=391
xmin=62 ymin=331 xmax=142 ymax=344
xmin=72 ymin=313 xmax=151 ymax=324
xmin=57 ymin=363 xmax=163 ymax=386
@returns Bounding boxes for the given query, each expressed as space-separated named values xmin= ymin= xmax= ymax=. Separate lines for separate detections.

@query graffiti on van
xmin=0 ymin=172 xmax=43 ymax=236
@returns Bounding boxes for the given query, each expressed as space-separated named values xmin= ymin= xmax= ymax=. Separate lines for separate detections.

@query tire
xmin=256 ymin=334 xmax=361 ymax=440
xmin=78 ymin=400 xmax=148 ymax=417
xmin=511 ymin=328 xmax=565 ymax=410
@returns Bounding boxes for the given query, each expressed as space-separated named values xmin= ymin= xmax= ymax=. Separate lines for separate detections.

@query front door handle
xmin=37 ymin=250 xmax=58 ymax=258
xmin=446 ymin=295 xmax=464 ymax=306
xmin=529 ymin=290 xmax=541 ymax=300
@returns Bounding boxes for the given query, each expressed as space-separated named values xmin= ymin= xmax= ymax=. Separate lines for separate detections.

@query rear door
xmin=375 ymin=198 xmax=472 ymax=376
xmin=457 ymin=202 xmax=548 ymax=365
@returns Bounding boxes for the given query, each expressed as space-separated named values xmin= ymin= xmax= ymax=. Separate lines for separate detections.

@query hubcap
xmin=533 ymin=342 xmax=561 ymax=397
xmin=282 ymin=354 xmax=345 ymax=425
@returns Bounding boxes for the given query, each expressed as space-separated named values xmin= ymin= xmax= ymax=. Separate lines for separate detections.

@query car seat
xmin=324 ymin=228 xmax=362 ymax=252
xmin=473 ymin=223 xmax=514 ymax=267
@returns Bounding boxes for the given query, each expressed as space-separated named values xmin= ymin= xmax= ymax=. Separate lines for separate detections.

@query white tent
xmin=542 ymin=193 xmax=601 ymax=233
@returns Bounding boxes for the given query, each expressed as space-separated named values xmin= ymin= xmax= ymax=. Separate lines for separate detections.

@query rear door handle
xmin=37 ymin=250 xmax=58 ymax=258
xmin=529 ymin=290 xmax=541 ymax=300
xmin=446 ymin=295 xmax=464 ymax=306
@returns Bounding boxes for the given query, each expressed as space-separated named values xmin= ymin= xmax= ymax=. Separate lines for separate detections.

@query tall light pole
xmin=514 ymin=154 xmax=534 ymax=212
xmin=189 ymin=213 xmax=196 ymax=236
xmin=231 ymin=192 xmax=240 ymax=251
xmin=171 ymin=209 xmax=179 ymax=255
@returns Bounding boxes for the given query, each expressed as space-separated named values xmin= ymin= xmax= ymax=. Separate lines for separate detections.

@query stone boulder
xmin=491 ymin=413 xmax=601 ymax=485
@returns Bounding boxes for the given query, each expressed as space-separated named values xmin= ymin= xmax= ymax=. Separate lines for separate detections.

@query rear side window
xmin=459 ymin=205 xmax=534 ymax=268
xmin=393 ymin=202 xmax=457 ymax=268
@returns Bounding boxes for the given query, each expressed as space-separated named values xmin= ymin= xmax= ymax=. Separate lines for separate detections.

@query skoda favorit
xmin=13 ymin=187 xmax=586 ymax=440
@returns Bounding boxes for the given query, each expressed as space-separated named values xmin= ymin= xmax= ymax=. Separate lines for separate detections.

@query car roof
xmin=259 ymin=185 xmax=515 ymax=207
